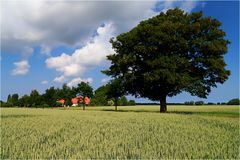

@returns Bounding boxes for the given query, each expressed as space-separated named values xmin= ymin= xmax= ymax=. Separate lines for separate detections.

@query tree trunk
xmin=83 ymin=96 xmax=85 ymax=110
xmin=115 ymin=98 xmax=118 ymax=111
xmin=160 ymin=95 xmax=167 ymax=113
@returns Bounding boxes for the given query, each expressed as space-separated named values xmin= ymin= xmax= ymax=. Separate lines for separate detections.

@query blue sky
xmin=1 ymin=0 xmax=239 ymax=103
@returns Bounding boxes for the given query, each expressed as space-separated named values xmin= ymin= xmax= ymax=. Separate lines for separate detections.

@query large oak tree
xmin=103 ymin=8 xmax=230 ymax=112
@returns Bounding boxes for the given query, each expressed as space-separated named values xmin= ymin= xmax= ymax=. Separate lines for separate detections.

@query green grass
xmin=1 ymin=105 xmax=239 ymax=159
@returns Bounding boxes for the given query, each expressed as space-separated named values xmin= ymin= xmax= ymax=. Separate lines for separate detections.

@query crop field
xmin=1 ymin=105 xmax=239 ymax=159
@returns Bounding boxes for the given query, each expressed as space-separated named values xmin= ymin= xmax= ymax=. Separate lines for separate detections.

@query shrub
xmin=207 ymin=102 xmax=216 ymax=105
xmin=42 ymin=104 xmax=50 ymax=108
xmin=128 ymin=100 xmax=136 ymax=106
xmin=184 ymin=101 xmax=195 ymax=105
xmin=195 ymin=101 xmax=204 ymax=105
xmin=107 ymin=100 xmax=114 ymax=106
xmin=227 ymin=98 xmax=240 ymax=105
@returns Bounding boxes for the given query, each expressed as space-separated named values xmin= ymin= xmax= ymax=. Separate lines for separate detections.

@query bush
xmin=195 ymin=101 xmax=204 ymax=105
xmin=227 ymin=98 xmax=240 ymax=105
xmin=128 ymin=100 xmax=136 ymax=106
xmin=207 ymin=102 xmax=216 ymax=105
xmin=42 ymin=104 xmax=50 ymax=108
xmin=119 ymin=96 xmax=128 ymax=106
xmin=0 ymin=101 xmax=13 ymax=107
xmin=184 ymin=101 xmax=195 ymax=105
xmin=107 ymin=100 xmax=114 ymax=106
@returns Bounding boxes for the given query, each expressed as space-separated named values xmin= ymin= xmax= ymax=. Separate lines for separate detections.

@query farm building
xmin=71 ymin=96 xmax=90 ymax=106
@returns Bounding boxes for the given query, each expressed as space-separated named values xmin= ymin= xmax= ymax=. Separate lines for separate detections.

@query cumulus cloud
xmin=46 ymin=22 xmax=114 ymax=81
xmin=3 ymin=0 xmax=199 ymax=80
xmin=67 ymin=77 xmax=93 ymax=87
xmin=2 ymin=1 xmax=200 ymax=55
xmin=53 ymin=75 xmax=66 ymax=83
xmin=154 ymin=0 xmax=198 ymax=13
xmin=11 ymin=60 xmax=30 ymax=75
xmin=1 ymin=1 xmax=158 ymax=54
xmin=41 ymin=80 xmax=48 ymax=84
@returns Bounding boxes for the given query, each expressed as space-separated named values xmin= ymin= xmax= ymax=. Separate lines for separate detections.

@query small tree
xmin=107 ymin=100 xmax=114 ymax=106
xmin=11 ymin=93 xmax=19 ymax=107
xmin=227 ymin=98 xmax=240 ymax=105
xmin=184 ymin=101 xmax=195 ymax=105
xmin=92 ymin=85 xmax=109 ymax=106
xmin=118 ymin=96 xmax=128 ymax=106
xmin=43 ymin=87 xmax=58 ymax=107
xmin=18 ymin=95 xmax=30 ymax=107
xmin=30 ymin=90 xmax=41 ymax=107
xmin=7 ymin=94 xmax=13 ymax=106
xmin=75 ymin=82 xmax=93 ymax=110
xmin=105 ymin=78 xmax=125 ymax=111
xmin=128 ymin=100 xmax=136 ymax=106
xmin=195 ymin=101 xmax=204 ymax=105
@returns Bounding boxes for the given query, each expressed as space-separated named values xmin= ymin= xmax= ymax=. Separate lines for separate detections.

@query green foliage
xmin=1 ymin=106 xmax=239 ymax=159
xmin=29 ymin=90 xmax=42 ymax=107
xmin=105 ymin=78 xmax=126 ymax=108
xmin=4 ymin=82 xmax=131 ymax=108
xmin=91 ymin=85 xmax=109 ymax=106
xmin=128 ymin=100 xmax=136 ymax=106
xmin=11 ymin=94 xmax=19 ymax=106
xmin=195 ymin=101 xmax=204 ymax=105
xmin=18 ymin=95 xmax=31 ymax=107
xmin=107 ymin=100 xmax=114 ymax=106
xmin=227 ymin=98 xmax=240 ymax=105
xmin=7 ymin=94 xmax=13 ymax=106
xmin=184 ymin=101 xmax=195 ymax=105
xmin=207 ymin=102 xmax=216 ymax=105
xmin=42 ymin=103 xmax=50 ymax=108
xmin=0 ymin=101 xmax=13 ymax=107
xmin=43 ymin=87 xmax=58 ymax=107
xmin=104 ymin=8 xmax=230 ymax=112
xmin=74 ymin=82 xmax=93 ymax=98
xmin=119 ymin=96 xmax=128 ymax=106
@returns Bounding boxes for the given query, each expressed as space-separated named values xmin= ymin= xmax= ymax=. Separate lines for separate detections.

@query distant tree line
xmin=137 ymin=99 xmax=239 ymax=106
xmin=0 ymin=82 xmax=135 ymax=108
xmin=184 ymin=98 xmax=240 ymax=105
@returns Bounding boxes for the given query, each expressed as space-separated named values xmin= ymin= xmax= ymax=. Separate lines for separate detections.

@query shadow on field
xmin=100 ymin=109 xmax=239 ymax=118
xmin=168 ymin=111 xmax=239 ymax=118
xmin=101 ymin=109 xmax=160 ymax=113
xmin=1 ymin=114 xmax=45 ymax=119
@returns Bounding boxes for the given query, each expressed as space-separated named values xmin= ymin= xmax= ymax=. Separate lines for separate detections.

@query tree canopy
xmin=103 ymin=8 xmax=230 ymax=112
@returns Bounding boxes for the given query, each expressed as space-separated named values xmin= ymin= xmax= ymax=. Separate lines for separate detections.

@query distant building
xmin=57 ymin=99 xmax=65 ymax=106
xmin=71 ymin=96 xmax=90 ymax=106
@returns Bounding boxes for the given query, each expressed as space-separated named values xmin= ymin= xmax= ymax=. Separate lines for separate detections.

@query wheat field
xmin=1 ymin=105 xmax=239 ymax=159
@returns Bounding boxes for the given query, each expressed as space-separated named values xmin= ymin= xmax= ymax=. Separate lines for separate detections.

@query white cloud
xmin=53 ymin=75 xmax=66 ymax=83
xmin=1 ymin=1 xmax=158 ymax=54
xmin=41 ymin=80 xmax=48 ymax=84
xmin=46 ymin=22 xmax=115 ymax=80
xmin=1 ymin=1 xmax=200 ymax=55
xmin=155 ymin=0 xmax=198 ymax=13
xmin=11 ymin=60 xmax=30 ymax=75
xmin=3 ymin=0 xmax=200 ymax=80
xmin=179 ymin=1 xmax=199 ymax=13
xmin=67 ymin=77 xmax=93 ymax=87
